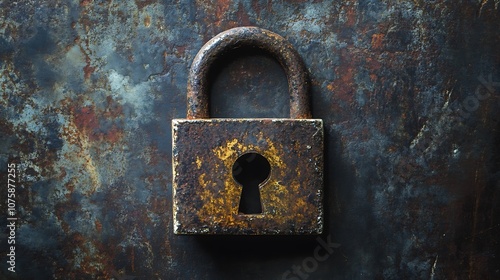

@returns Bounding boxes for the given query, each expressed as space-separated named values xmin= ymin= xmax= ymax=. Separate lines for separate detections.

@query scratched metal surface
xmin=0 ymin=0 xmax=499 ymax=279
xmin=172 ymin=119 xmax=324 ymax=235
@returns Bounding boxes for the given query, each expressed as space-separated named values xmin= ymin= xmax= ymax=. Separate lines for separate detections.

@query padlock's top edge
xmin=173 ymin=230 xmax=323 ymax=235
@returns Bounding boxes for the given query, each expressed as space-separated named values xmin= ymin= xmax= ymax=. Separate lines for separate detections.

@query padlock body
xmin=172 ymin=119 xmax=323 ymax=235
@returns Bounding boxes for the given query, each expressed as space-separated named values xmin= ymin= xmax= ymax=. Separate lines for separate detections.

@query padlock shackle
xmin=187 ymin=26 xmax=311 ymax=119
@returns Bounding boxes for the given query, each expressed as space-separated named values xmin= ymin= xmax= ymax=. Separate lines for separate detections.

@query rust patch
xmin=69 ymin=98 xmax=124 ymax=143
xmin=235 ymin=2 xmax=252 ymax=26
xmin=74 ymin=36 xmax=96 ymax=80
xmin=371 ymin=33 xmax=385 ymax=50
xmin=83 ymin=64 xmax=95 ymax=80
xmin=103 ymin=125 xmax=123 ymax=143
xmin=342 ymin=3 xmax=358 ymax=27
xmin=135 ymin=0 xmax=156 ymax=10
xmin=80 ymin=0 xmax=92 ymax=6
xmin=95 ymin=220 xmax=102 ymax=233
xmin=74 ymin=106 xmax=99 ymax=134
xmin=215 ymin=0 xmax=231 ymax=27
xmin=329 ymin=56 xmax=356 ymax=104
xmin=172 ymin=119 xmax=324 ymax=235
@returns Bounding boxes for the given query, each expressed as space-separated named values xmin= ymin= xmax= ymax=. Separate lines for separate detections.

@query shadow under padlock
xmin=172 ymin=26 xmax=324 ymax=235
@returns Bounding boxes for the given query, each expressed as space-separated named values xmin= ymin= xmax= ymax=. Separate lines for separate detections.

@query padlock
xmin=172 ymin=27 xmax=323 ymax=235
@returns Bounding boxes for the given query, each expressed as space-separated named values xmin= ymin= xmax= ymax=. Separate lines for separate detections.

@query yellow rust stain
xmin=198 ymin=173 xmax=207 ymax=187
xmin=144 ymin=15 xmax=151 ymax=27
xmin=261 ymin=138 xmax=285 ymax=168
xmin=326 ymin=82 xmax=335 ymax=92
xmin=195 ymin=137 xmax=304 ymax=228
xmin=212 ymin=138 xmax=242 ymax=161
xmin=212 ymin=137 xmax=286 ymax=174
xmin=260 ymin=180 xmax=289 ymax=216
xmin=195 ymin=156 xmax=202 ymax=169
xmin=198 ymin=172 xmax=240 ymax=226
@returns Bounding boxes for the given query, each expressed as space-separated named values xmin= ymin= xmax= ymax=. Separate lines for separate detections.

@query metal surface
xmin=173 ymin=119 xmax=323 ymax=235
xmin=1 ymin=0 xmax=499 ymax=279
xmin=174 ymin=27 xmax=322 ymax=235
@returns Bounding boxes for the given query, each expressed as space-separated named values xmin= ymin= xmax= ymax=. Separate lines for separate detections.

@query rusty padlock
xmin=172 ymin=27 xmax=323 ymax=235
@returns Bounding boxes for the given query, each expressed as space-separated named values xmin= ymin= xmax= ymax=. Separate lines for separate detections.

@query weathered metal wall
xmin=1 ymin=0 xmax=499 ymax=279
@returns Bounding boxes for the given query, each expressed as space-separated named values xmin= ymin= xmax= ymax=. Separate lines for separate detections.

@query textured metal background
xmin=1 ymin=0 xmax=499 ymax=279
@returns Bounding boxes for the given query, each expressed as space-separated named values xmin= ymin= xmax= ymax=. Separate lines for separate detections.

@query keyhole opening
xmin=232 ymin=152 xmax=271 ymax=215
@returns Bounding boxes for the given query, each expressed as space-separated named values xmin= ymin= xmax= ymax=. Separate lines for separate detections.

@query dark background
xmin=1 ymin=0 xmax=499 ymax=279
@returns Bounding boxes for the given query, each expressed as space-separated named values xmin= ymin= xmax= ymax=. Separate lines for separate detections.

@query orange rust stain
xmin=236 ymin=2 xmax=251 ymax=26
xmin=365 ymin=57 xmax=382 ymax=84
xmin=371 ymin=33 xmax=385 ymax=50
xmin=74 ymin=106 xmax=99 ymax=133
xmin=344 ymin=4 xmax=357 ymax=27
xmin=72 ymin=103 xmax=124 ymax=143
xmin=72 ymin=232 xmax=86 ymax=244
xmin=326 ymin=82 xmax=335 ymax=92
xmin=80 ymin=0 xmax=92 ymax=6
xmin=73 ymin=233 xmax=104 ymax=275
xmin=329 ymin=65 xmax=356 ymax=104
xmin=102 ymin=125 xmax=123 ymax=143
xmin=95 ymin=220 xmax=102 ymax=233
xmin=75 ymin=37 xmax=95 ymax=80
xmin=215 ymin=0 xmax=231 ymax=26
xmin=83 ymin=64 xmax=96 ymax=80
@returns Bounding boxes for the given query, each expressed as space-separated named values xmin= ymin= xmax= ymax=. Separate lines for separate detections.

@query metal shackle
xmin=187 ymin=26 xmax=311 ymax=119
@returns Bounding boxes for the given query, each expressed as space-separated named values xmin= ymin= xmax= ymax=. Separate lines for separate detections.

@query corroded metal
xmin=187 ymin=26 xmax=311 ymax=119
xmin=173 ymin=27 xmax=323 ymax=235
xmin=1 ymin=1 xmax=499 ymax=279
xmin=173 ymin=119 xmax=323 ymax=234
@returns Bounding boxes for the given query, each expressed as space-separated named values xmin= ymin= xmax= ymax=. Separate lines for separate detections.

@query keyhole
xmin=232 ymin=152 xmax=271 ymax=214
